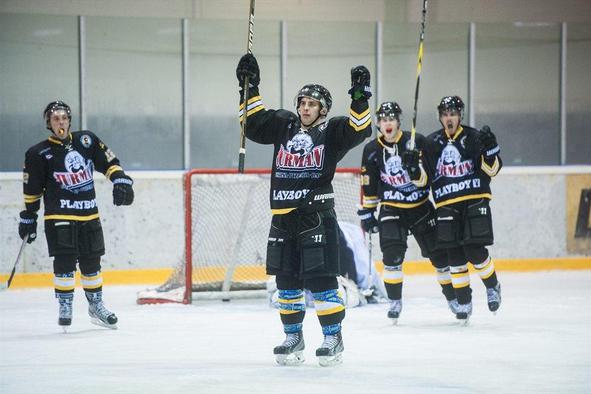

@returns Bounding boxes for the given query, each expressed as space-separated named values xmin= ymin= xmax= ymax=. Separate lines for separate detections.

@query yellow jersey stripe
xmin=45 ymin=213 xmax=100 ymax=221
xmin=106 ymin=165 xmax=123 ymax=180
xmin=435 ymin=194 xmax=491 ymax=208
xmin=382 ymin=198 xmax=429 ymax=209
xmin=271 ymin=207 xmax=296 ymax=215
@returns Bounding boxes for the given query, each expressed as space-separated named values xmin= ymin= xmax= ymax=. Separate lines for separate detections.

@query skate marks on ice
xmin=0 ymin=271 xmax=589 ymax=394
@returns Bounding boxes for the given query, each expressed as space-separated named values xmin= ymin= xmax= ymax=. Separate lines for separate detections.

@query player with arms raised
xmin=236 ymin=54 xmax=372 ymax=366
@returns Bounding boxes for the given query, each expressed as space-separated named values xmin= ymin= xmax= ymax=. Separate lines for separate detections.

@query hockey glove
xmin=479 ymin=125 xmax=500 ymax=157
xmin=236 ymin=53 xmax=260 ymax=88
xmin=19 ymin=210 xmax=37 ymax=243
xmin=402 ymin=149 xmax=421 ymax=181
xmin=348 ymin=65 xmax=372 ymax=101
xmin=112 ymin=175 xmax=134 ymax=206
xmin=357 ymin=208 xmax=379 ymax=233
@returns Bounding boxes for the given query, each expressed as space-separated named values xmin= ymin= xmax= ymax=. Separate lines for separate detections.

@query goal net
xmin=137 ymin=168 xmax=361 ymax=304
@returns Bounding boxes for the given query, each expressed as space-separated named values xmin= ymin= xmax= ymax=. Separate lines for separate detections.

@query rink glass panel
xmin=0 ymin=14 xmax=78 ymax=171
xmin=382 ymin=23 xmax=469 ymax=135
xmin=475 ymin=23 xmax=561 ymax=165
xmin=189 ymin=20 xmax=280 ymax=170
xmin=85 ymin=17 xmax=183 ymax=170
xmin=566 ymin=23 xmax=591 ymax=165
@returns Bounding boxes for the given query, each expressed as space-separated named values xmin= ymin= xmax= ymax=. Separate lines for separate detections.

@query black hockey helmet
xmin=437 ymin=96 xmax=464 ymax=118
xmin=295 ymin=84 xmax=332 ymax=113
xmin=376 ymin=101 xmax=402 ymax=121
xmin=43 ymin=100 xmax=71 ymax=130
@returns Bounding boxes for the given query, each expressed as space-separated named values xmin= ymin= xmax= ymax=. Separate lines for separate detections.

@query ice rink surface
xmin=1 ymin=271 xmax=590 ymax=394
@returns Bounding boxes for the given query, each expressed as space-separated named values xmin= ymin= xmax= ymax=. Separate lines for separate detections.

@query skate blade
xmin=318 ymin=352 xmax=343 ymax=367
xmin=90 ymin=317 xmax=118 ymax=330
xmin=275 ymin=351 xmax=305 ymax=366
xmin=61 ymin=326 xmax=69 ymax=333
xmin=458 ymin=317 xmax=470 ymax=326
xmin=389 ymin=317 xmax=399 ymax=325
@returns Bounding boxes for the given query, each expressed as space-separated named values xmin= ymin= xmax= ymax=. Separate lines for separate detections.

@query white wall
xmin=0 ymin=167 xmax=589 ymax=274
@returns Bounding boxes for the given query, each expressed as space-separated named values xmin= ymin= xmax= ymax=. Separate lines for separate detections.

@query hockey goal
xmin=137 ymin=168 xmax=361 ymax=304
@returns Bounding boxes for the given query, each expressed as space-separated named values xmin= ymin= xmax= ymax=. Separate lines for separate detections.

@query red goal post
xmin=137 ymin=168 xmax=362 ymax=304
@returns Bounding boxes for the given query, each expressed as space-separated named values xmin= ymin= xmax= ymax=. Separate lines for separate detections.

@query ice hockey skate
xmin=86 ymin=291 xmax=118 ymax=329
xmin=273 ymin=331 xmax=305 ymax=366
xmin=57 ymin=294 xmax=73 ymax=333
xmin=487 ymin=283 xmax=502 ymax=313
xmin=455 ymin=302 xmax=472 ymax=326
xmin=447 ymin=298 xmax=460 ymax=315
xmin=316 ymin=332 xmax=344 ymax=367
xmin=387 ymin=299 xmax=402 ymax=324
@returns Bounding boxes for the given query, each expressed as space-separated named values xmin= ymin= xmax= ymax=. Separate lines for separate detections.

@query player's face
xmin=378 ymin=115 xmax=400 ymax=142
xmin=439 ymin=110 xmax=461 ymax=136
xmin=49 ymin=110 xmax=70 ymax=140
xmin=298 ymin=97 xmax=324 ymax=128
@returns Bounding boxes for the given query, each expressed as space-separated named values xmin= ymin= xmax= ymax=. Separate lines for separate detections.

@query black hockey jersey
xmin=361 ymin=131 xmax=430 ymax=210
xmin=239 ymin=88 xmax=372 ymax=214
xmin=424 ymin=125 xmax=502 ymax=208
xmin=23 ymin=131 xmax=128 ymax=220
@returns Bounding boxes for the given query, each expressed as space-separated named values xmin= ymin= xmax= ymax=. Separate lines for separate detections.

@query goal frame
xmin=140 ymin=167 xmax=361 ymax=305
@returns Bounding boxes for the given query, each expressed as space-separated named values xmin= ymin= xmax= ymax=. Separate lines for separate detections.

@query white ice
xmin=1 ymin=271 xmax=590 ymax=394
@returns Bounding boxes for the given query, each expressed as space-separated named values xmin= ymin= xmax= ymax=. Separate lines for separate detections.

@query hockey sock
xmin=278 ymin=289 xmax=306 ymax=332
xmin=81 ymin=271 xmax=103 ymax=293
xmin=383 ymin=264 xmax=403 ymax=300
xmin=472 ymin=256 xmax=499 ymax=288
xmin=450 ymin=264 xmax=472 ymax=304
xmin=54 ymin=271 xmax=75 ymax=296
xmin=311 ymin=288 xmax=345 ymax=334
xmin=436 ymin=267 xmax=456 ymax=301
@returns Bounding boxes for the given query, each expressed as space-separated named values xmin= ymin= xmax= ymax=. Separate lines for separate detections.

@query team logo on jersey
xmin=80 ymin=134 xmax=92 ymax=148
xmin=435 ymin=144 xmax=474 ymax=178
xmin=53 ymin=151 xmax=94 ymax=193
xmin=276 ymin=133 xmax=325 ymax=170
xmin=380 ymin=155 xmax=411 ymax=187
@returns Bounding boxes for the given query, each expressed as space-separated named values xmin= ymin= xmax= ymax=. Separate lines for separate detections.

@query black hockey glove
xmin=357 ymin=208 xmax=378 ymax=233
xmin=348 ymin=65 xmax=372 ymax=101
xmin=402 ymin=149 xmax=421 ymax=181
xmin=236 ymin=53 xmax=260 ymax=88
xmin=19 ymin=210 xmax=37 ymax=243
xmin=479 ymin=125 xmax=500 ymax=158
xmin=112 ymin=175 xmax=134 ymax=206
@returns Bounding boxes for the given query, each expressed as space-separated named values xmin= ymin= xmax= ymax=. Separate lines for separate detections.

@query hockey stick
xmin=409 ymin=0 xmax=428 ymax=150
xmin=0 ymin=235 xmax=29 ymax=291
xmin=361 ymin=232 xmax=374 ymax=298
xmin=238 ymin=0 xmax=256 ymax=173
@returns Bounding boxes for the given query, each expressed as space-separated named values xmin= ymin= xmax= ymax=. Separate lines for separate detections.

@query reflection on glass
xmin=86 ymin=17 xmax=182 ymax=169
xmin=476 ymin=23 xmax=560 ymax=165
xmin=383 ymin=23 xmax=469 ymax=138
xmin=566 ymin=23 xmax=591 ymax=164
xmin=0 ymin=14 xmax=78 ymax=171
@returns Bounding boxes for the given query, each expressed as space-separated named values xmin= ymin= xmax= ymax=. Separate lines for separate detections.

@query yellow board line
xmin=1 ymin=257 xmax=589 ymax=289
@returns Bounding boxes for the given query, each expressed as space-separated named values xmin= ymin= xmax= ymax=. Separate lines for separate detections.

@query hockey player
xmin=18 ymin=100 xmax=134 ymax=331
xmin=357 ymin=101 xmax=459 ymax=324
xmin=236 ymin=53 xmax=372 ymax=366
xmin=423 ymin=96 xmax=502 ymax=324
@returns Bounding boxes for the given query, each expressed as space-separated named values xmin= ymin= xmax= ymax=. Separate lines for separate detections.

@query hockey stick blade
xmin=1 ymin=235 xmax=29 ymax=291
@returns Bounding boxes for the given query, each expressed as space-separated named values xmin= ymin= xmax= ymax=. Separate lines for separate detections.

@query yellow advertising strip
xmin=1 ymin=258 xmax=589 ymax=289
